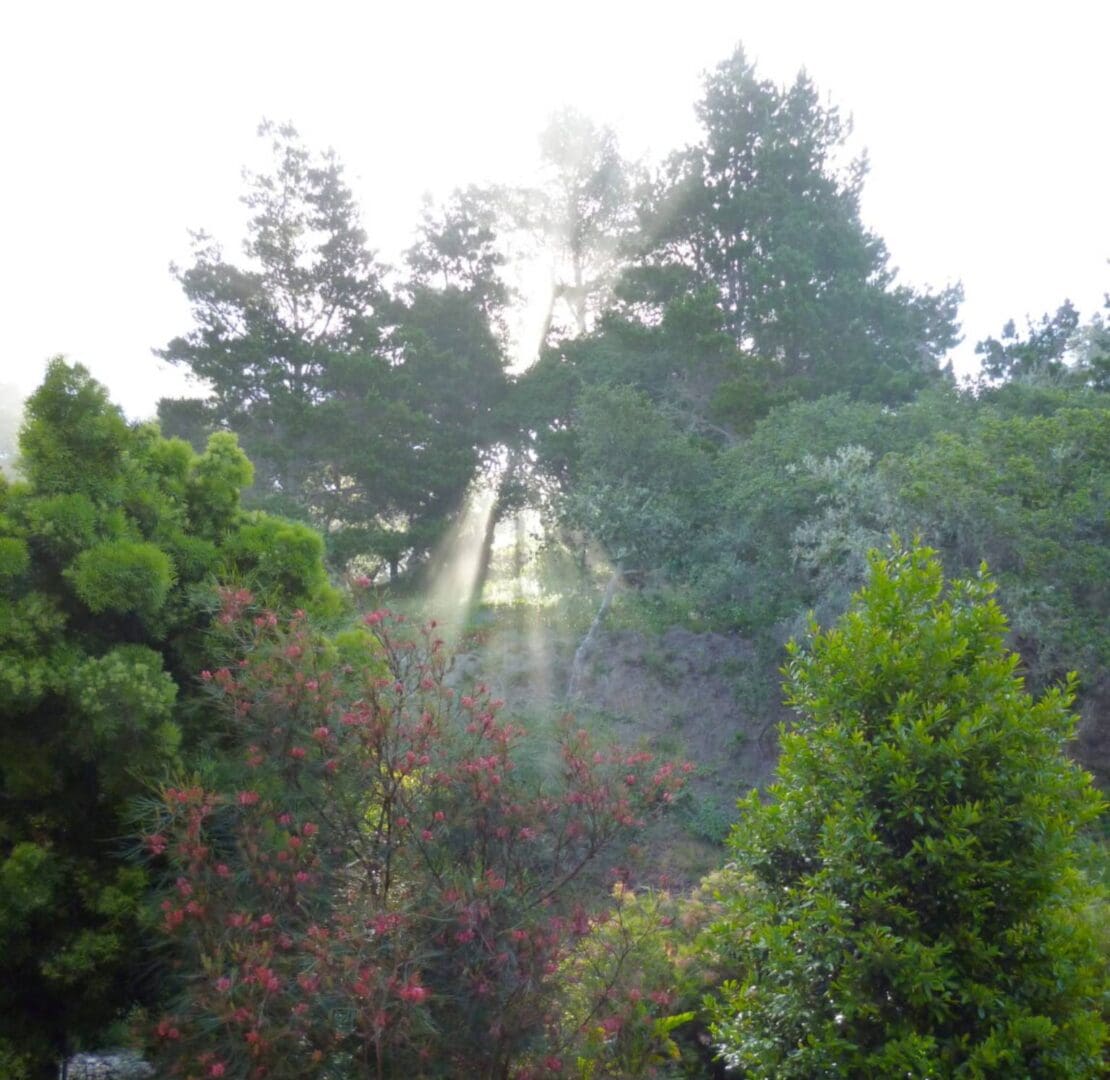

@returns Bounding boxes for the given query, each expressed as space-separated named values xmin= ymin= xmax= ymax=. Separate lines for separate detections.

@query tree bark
xmin=566 ymin=567 xmax=620 ymax=700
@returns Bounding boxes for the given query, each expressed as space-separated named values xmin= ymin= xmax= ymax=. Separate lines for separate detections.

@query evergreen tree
xmin=160 ymin=122 xmax=388 ymax=503
xmin=0 ymin=360 xmax=339 ymax=1076
xmin=975 ymin=301 xmax=1081 ymax=386
xmin=623 ymin=46 xmax=961 ymax=408
xmin=160 ymin=124 xmax=510 ymax=577
xmin=712 ymin=543 xmax=1107 ymax=1077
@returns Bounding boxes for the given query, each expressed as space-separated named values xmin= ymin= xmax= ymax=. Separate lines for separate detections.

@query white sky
xmin=1 ymin=0 xmax=1107 ymax=418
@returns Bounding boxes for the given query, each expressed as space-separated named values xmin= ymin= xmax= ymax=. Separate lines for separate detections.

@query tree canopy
xmin=159 ymin=123 xmax=510 ymax=579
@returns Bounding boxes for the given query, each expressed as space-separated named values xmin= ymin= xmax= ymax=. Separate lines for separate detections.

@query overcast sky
xmin=2 ymin=0 xmax=1107 ymax=417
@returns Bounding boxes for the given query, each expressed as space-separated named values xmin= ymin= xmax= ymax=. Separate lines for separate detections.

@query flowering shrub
xmin=549 ymin=870 xmax=744 ymax=1078
xmin=139 ymin=596 xmax=689 ymax=1078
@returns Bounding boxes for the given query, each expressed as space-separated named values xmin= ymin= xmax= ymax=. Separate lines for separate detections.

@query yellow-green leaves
xmin=67 ymin=540 xmax=175 ymax=618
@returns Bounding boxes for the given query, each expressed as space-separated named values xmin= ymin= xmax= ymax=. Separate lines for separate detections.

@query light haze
xmin=2 ymin=0 xmax=1106 ymax=417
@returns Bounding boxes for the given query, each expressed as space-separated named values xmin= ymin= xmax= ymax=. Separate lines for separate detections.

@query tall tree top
xmin=624 ymin=45 xmax=961 ymax=404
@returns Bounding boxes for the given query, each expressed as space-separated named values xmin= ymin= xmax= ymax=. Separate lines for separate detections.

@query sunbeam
xmin=423 ymin=476 xmax=499 ymax=634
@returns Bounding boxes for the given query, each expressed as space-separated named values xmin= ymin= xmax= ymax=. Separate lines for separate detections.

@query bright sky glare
xmin=2 ymin=0 xmax=1107 ymax=417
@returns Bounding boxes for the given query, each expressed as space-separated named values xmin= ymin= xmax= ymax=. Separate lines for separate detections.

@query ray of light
xmin=423 ymin=478 xmax=499 ymax=635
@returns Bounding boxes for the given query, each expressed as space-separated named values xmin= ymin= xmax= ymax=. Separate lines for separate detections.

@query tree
xmin=1069 ymin=295 xmax=1110 ymax=391
xmin=975 ymin=301 xmax=1081 ymax=386
xmin=885 ymin=399 xmax=1110 ymax=692
xmin=0 ymin=360 xmax=339 ymax=1076
xmin=160 ymin=121 xmax=387 ymax=503
xmin=161 ymin=124 xmax=511 ymax=578
xmin=406 ymin=185 xmax=511 ymax=325
xmin=562 ymin=384 xmax=715 ymax=582
xmin=975 ymin=294 xmax=1110 ymax=392
xmin=533 ymin=108 xmax=637 ymax=340
xmin=712 ymin=543 xmax=1107 ymax=1076
xmin=622 ymin=46 xmax=961 ymax=407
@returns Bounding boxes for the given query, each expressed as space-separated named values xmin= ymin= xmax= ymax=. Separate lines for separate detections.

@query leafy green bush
xmin=711 ymin=543 xmax=1107 ymax=1076
xmin=67 ymin=540 xmax=175 ymax=618
xmin=554 ymin=870 xmax=744 ymax=1077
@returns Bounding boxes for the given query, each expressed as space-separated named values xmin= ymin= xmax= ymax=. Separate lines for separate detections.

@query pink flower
xmin=216 ymin=977 xmax=232 ymax=993
xmin=289 ymin=746 xmax=306 ymax=760
xmin=302 ymin=822 xmax=318 ymax=837
xmin=237 ymin=790 xmax=260 ymax=806
xmin=399 ymin=983 xmax=429 ymax=1004
xmin=209 ymin=1064 xmax=226 ymax=1078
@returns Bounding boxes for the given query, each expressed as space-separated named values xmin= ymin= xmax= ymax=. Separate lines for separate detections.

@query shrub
xmin=553 ymin=870 xmax=744 ymax=1078
xmin=138 ymin=600 xmax=689 ymax=1078
xmin=68 ymin=540 xmax=175 ymax=618
xmin=711 ymin=542 xmax=1107 ymax=1076
xmin=0 ymin=360 xmax=342 ymax=1072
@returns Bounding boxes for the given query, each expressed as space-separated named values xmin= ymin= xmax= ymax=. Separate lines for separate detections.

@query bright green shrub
xmin=555 ymin=870 xmax=745 ymax=1077
xmin=186 ymin=430 xmax=254 ymax=536
xmin=67 ymin=540 xmax=175 ymax=618
xmin=0 ymin=360 xmax=341 ymax=1073
xmin=224 ymin=513 xmax=341 ymax=615
xmin=711 ymin=543 xmax=1107 ymax=1077
xmin=68 ymin=645 xmax=180 ymax=773
xmin=16 ymin=359 xmax=130 ymax=498
xmin=0 ymin=536 xmax=29 ymax=580
xmin=22 ymin=493 xmax=98 ymax=559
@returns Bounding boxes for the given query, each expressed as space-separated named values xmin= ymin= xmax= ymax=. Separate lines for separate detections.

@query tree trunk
xmin=566 ymin=567 xmax=620 ymax=700
xmin=470 ymin=492 xmax=501 ymax=610
xmin=536 ymin=274 xmax=558 ymax=364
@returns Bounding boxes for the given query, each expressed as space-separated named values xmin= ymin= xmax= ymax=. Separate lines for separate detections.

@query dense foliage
xmin=0 ymin=361 xmax=339 ymax=1074
xmin=139 ymin=600 xmax=688 ymax=1078
xmin=620 ymin=48 xmax=961 ymax=407
xmin=712 ymin=545 xmax=1107 ymax=1076
xmin=3 ymin=36 xmax=1109 ymax=1080
xmin=158 ymin=123 xmax=510 ymax=579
